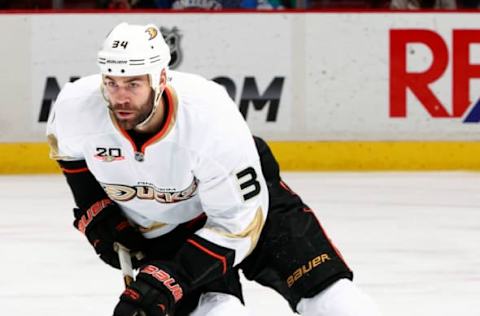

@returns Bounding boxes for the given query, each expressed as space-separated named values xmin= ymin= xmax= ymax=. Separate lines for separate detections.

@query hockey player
xmin=47 ymin=22 xmax=380 ymax=316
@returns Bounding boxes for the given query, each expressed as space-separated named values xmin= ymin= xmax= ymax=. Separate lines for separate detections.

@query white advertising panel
xmin=1 ymin=13 xmax=479 ymax=142
xmin=306 ymin=13 xmax=480 ymax=140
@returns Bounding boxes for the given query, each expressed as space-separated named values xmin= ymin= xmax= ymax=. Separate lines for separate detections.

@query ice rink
xmin=1 ymin=172 xmax=479 ymax=315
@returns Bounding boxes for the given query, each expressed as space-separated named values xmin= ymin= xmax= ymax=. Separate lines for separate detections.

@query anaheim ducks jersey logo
xmin=146 ymin=27 xmax=158 ymax=40
xmin=102 ymin=178 xmax=198 ymax=203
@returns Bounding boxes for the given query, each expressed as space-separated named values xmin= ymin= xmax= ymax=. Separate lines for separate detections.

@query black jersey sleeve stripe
xmin=57 ymin=160 xmax=110 ymax=211
xmin=58 ymin=160 xmax=88 ymax=169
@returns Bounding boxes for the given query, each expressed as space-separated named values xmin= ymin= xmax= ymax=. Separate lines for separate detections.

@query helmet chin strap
xmin=134 ymin=86 xmax=163 ymax=130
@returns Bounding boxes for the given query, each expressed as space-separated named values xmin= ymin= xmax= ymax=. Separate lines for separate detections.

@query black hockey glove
xmin=73 ymin=199 xmax=146 ymax=269
xmin=113 ymin=263 xmax=184 ymax=316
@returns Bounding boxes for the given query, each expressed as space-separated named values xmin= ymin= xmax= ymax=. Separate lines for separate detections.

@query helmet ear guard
xmin=98 ymin=23 xmax=171 ymax=128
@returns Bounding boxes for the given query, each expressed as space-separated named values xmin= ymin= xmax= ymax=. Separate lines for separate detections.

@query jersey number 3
xmin=236 ymin=167 xmax=261 ymax=201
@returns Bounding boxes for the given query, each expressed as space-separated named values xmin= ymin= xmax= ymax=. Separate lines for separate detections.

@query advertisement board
xmin=1 ymin=12 xmax=479 ymax=172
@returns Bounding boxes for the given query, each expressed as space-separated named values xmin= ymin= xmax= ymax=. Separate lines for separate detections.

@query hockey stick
xmin=114 ymin=242 xmax=134 ymax=287
xmin=114 ymin=244 xmax=150 ymax=316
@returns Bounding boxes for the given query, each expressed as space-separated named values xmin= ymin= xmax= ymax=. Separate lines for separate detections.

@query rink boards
xmin=1 ymin=12 xmax=480 ymax=172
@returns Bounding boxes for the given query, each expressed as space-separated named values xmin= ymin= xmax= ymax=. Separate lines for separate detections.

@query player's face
xmin=103 ymin=75 xmax=154 ymax=130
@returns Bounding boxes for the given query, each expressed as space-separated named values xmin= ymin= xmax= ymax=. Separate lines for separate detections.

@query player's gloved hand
xmin=73 ymin=199 xmax=146 ymax=269
xmin=113 ymin=263 xmax=184 ymax=316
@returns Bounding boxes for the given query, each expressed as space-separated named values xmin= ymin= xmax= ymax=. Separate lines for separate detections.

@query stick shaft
xmin=114 ymin=242 xmax=134 ymax=287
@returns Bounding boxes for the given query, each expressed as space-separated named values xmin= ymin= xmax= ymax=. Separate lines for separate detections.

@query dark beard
xmin=117 ymin=118 xmax=136 ymax=130
xmin=117 ymin=110 xmax=151 ymax=130
xmin=135 ymin=109 xmax=152 ymax=127
xmin=111 ymin=102 xmax=153 ymax=130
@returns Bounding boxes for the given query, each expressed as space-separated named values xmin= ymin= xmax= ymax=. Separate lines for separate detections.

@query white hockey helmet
xmin=98 ymin=22 xmax=171 ymax=127
xmin=98 ymin=22 xmax=170 ymax=87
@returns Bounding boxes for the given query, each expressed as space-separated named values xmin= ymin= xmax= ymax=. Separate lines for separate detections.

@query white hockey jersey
xmin=47 ymin=71 xmax=269 ymax=265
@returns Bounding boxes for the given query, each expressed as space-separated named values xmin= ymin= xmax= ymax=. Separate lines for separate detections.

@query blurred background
xmin=0 ymin=0 xmax=479 ymax=10
xmin=1 ymin=2 xmax=480 ymax=316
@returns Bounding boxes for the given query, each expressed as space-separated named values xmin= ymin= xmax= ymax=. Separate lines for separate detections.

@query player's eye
xmin=105 ymin=81 xmax=117 ymax=88
xmin=129 ymin=82 xmax=140 ymax=89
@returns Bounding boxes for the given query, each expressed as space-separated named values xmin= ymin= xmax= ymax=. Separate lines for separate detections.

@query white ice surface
xmin=1 ymin=172 xmax=479 ymax=315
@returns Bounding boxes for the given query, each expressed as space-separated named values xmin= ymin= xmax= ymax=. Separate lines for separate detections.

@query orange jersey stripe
xmin=61 ymin=167 xmax=89 ymax=174
xmin=141 ymin=87 xmax=175 ymax=152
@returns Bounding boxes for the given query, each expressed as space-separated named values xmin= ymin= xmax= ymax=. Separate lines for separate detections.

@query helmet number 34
xmin=112 ymin=41 xmax=129 ymax=49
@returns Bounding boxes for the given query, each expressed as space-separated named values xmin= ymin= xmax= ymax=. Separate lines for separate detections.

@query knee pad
xmin=296 ymin=279 xmax=381 ymax=316
xmin=190 ymin=292 xmax=250 ymax=316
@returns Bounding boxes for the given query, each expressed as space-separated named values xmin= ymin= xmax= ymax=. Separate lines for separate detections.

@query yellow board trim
xmin=268 ymin=141 xmax=480 ymax=171
xmin=2 ymin=141 xmax=480 ymax=174
xmin=1 ymin=143 xmax=60 ymax=174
